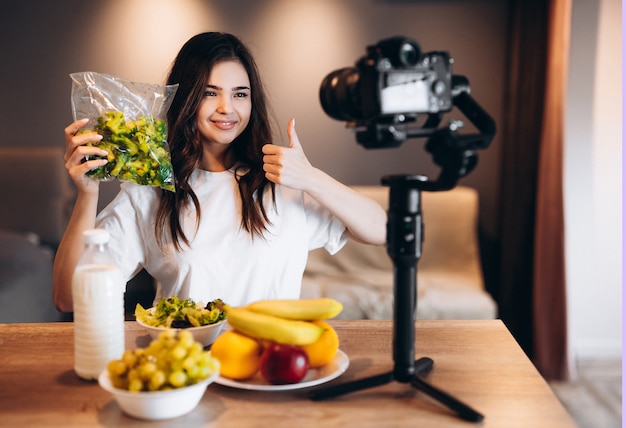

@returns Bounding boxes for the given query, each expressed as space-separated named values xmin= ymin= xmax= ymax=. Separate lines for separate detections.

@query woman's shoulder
xmin=96 ymin=182 xmax=162 ymax=225
xmin=115 ymin=182 xmax=162 ymax=210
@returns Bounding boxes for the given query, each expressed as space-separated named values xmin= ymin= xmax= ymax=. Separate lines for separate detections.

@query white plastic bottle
xmin=72 ymin=229 xmax=125 ymax=380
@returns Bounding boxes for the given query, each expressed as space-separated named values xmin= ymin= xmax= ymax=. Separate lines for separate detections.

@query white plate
xmin=213 ymin=349 xmax=350 ymax=391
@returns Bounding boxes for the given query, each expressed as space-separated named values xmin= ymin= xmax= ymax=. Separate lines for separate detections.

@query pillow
xmin=0 ymin=147 xmax=74 ymax=246
xmin=0 ymin=229 xmax=62 ymax=322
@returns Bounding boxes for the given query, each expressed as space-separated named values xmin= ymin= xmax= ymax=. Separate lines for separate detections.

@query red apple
xmin=259 ymin=343 xmax=310 ymax=385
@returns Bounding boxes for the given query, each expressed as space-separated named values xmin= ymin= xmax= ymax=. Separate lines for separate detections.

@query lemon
xmin=210 ymin=330 xmax=262 ymax=380
xmin=299 ymin=321 xmax=339 ymax=368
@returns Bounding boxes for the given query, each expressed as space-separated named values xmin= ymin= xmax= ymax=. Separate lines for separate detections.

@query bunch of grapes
xmin=107 ymin=330 xmax=216 ymax=392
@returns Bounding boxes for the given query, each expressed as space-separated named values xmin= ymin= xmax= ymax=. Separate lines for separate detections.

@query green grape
xmin=127 ymin=368 xmax=141 ymax=383
xmin=182 ymin=355 xmax=198 ymax=372
xmin=185 ymin=364 xmax=201 ymax=379
xmin=111 ymin=375 xmax=128 ymax=390
xmin=148 ymin=370 xmax=166 ymax=391
xmin=122 ymin=349 xmax=137 ymax=367
xmin=168 ymin=370 xmax=187 ymax=388
xmin=106 ymin=330 xmax=216 ymax=392
xmin=128 ymin=378 xmax=144 ymax=392
xmin=138 ymin=361 xmax=157 ymax=381
xmin=188 ymin=342 xmax=203 ymax=356
xmin=171 ymin=345 xmax=187 ymax=361
xmin=178 ymin=331 xmax=195 ymax=349
xmin=170 ymin=359 xmax=184 ymax=373
xmin=197 ymin=364 xmax=212 ymax=380
xmin=161 ymin=329 xmax=177 ymax=339
xmin=199 ymin=352 xmax=214 ymax=366
xmin=146 ymin=340 xmax=163 ymax=356
xmin=107 ymin=359 xmax=127 ymax=376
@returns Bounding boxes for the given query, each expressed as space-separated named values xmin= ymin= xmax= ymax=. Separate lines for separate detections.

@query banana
xmin=244 ymin=298 xmax=343 ymax=321
xmin=224 ymin=305 xmax=324 ymax=346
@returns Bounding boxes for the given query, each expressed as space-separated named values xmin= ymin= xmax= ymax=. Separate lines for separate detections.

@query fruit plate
xmin=213 ymin=349 xmax=350 ymax=391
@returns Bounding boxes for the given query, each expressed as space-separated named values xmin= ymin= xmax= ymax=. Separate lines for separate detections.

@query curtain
xmin=497 ymin=0 xmax=572 ymax=381
xmin=532 ymin=0 xmax=572 ymax=381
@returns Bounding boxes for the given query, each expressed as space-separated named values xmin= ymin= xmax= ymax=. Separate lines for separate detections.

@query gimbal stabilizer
xmin=309 ymin=80 xmax=496 ymax=424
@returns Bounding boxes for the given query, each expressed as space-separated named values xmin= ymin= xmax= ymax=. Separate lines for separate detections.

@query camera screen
xmin=380 ymin=71 xmax=431 ymax=114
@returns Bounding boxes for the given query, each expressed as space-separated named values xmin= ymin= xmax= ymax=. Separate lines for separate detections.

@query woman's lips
xmin=212 ymin=120 xmax=236 ymax=131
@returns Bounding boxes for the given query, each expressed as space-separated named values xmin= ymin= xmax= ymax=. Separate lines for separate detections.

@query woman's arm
xmin=52 ymin=119 xmax=109 ymax=312
xmin=262 ymin=119 xmax=387 ymax=246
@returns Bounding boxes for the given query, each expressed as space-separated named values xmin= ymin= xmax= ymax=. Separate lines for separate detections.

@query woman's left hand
xmin=262 ymin=118 xmax=315 ymax=191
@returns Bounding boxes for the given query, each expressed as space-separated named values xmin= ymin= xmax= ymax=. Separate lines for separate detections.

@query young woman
xmin=53 ymin=32 xmax=387 ymax=312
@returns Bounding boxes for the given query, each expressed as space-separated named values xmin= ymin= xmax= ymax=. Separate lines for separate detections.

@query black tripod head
xmin=368 ymin=76 xmax=496 ymax=192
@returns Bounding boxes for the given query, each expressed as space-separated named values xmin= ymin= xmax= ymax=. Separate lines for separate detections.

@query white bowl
xmin=98 ymin=358 xmax=220 ymax=420
xmin=136 ymin=312 xmax=226 ymax=347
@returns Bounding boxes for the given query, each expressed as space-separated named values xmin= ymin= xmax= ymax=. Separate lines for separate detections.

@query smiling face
xmin=196 ymin=60 xmax=252 ymax=169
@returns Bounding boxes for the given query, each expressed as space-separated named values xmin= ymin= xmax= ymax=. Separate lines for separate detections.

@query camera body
xmin=320 ymin=36 xmax=454 ymax=122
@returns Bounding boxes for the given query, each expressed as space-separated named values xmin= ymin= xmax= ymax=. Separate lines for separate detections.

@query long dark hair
xmin=155 ymin=32 xmax=276 ymax=250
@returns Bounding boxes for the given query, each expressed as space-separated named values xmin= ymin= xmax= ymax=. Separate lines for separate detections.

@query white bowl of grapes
xmin=98 ymin=330 xmax=220 ymax=420
xmin=135 ymin=297 xmax=227 ymax=347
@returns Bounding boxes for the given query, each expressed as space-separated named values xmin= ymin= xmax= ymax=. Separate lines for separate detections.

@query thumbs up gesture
xmin=262 ymin=118 xmax=316 ymax=191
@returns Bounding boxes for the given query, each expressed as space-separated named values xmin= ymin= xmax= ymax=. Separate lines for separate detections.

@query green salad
xmin=135 ymin=296 xmax=227 ymax=329
xmin=81 ymin=111 xmax=175 ymax=192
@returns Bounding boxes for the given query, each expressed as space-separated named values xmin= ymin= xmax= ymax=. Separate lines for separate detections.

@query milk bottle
xmin=72 ymin=229 xmax=125 ymax=380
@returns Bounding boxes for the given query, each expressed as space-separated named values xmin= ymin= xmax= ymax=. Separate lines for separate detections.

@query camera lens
xmin=319 ymin=67 xmax=365 ymax=121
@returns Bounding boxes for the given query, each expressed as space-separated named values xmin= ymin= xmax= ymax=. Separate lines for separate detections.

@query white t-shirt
xmin=95 ymin=168 xmax=347 ymax=306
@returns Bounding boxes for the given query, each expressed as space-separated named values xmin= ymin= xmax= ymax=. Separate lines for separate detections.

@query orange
xmin=300 ymin=321 xmax=339 ymax=368
xmin=210 ymin=330 xmax=262 ymax=380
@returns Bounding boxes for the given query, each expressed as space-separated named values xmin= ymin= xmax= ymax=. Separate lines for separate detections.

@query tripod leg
xmin=414 ymin=357 xmax=434 ymax=375
xmin=410 ymin=375 xmax=484 ymax=423
xmin=309 ymin=371 xmax=394 ymax=401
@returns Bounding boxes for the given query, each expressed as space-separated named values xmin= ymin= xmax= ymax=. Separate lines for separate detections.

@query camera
xmin=319 ymin=36 xmax=453 ymax=122
xmin=319 ymin=36 xmax=496 ymax=189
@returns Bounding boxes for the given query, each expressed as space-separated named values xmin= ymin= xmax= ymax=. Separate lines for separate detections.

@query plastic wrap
xmin=70 ymin=72 xmax=178 ymax=192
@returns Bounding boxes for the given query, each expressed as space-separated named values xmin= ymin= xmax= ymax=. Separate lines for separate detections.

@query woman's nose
xmin=216 ymin=96 xmax=233 ymax=114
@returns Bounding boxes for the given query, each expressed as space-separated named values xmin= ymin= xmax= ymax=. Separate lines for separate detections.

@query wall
xmin=0 ymin=0 xmax=508 ymax=233
xmin=565 ymin=0 xmax=622 ymax=359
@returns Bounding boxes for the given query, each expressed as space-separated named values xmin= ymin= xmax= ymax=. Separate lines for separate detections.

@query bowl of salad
xmin=135 ymin=297 xmax=227 ymax=347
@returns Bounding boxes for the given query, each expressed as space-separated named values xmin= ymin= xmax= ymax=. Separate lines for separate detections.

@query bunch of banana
xmin=222 ymin=298 xmax=343 ymax=346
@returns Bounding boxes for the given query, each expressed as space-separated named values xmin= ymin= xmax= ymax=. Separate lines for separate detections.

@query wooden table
xmin=0 ymin=320 xmax=575 ymax=427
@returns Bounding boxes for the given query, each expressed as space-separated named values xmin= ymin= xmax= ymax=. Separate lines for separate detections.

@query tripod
xmin=309 ymin=175 xmax=484 ymax=423
xmin=309 ymin=79 xmax=496 ymax=422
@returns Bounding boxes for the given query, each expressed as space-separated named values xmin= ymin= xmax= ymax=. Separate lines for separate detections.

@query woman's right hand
xmin=63 ymin=118 xmax=108 ymax=193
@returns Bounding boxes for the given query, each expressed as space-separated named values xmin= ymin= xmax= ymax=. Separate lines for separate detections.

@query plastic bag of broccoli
xmin=69 ymin=72 xmax=179 ymax=192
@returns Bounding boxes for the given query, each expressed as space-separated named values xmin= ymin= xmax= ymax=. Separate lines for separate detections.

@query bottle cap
xmin=82 ymin=229 xmax=110 ymax=245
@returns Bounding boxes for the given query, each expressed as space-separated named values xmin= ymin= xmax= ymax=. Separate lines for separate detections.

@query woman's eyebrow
xmin=206 ymin=84 xmax=251 ymax=91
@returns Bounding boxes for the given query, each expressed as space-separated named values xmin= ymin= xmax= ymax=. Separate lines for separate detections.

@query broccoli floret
xmin=97 ymin=111 xmax=129 ymax=135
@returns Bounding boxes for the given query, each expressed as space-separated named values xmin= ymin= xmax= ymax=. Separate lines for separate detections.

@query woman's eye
xmin=204 ymin=90 xmax=217 ymax=97
xmin=234 ymin=92 xmax=249 ymax=98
